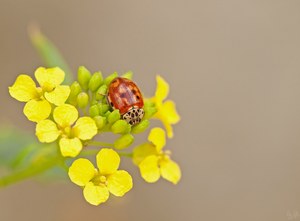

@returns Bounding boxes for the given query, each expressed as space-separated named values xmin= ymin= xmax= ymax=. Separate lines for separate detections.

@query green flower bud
xmin=98 ymin=103 xmax=109 ymax=115
xmin=90 ymin=99 xmax=98 ymax=106
xmin=69 ymin=81 xmax=82 ymax=98
xmin=88 ymin=71 xmax=103 ymax=92
xmin=114 ymin=134 xmax=134 ymax=150
xmin=131 ymin=120 xmax=150 ymax=134
xmin=67 ymin=81 xmax=82 ymax=105
xmin=95 ymin=84 xmax=108 ymax=100
xmin=144 ymin=106 xmax=157 ymax=119
xmin=89 ymin=105 xmax=99 ymax=117
xmin=107 ymin=109 xmax=120 ymax=124
xmin=122 ymin=124 xmax=132 ymax=134
xmin=94 ymin=116 xmax=107 ymax=129
xmin=104 ymin=72 xmax=118 ymax=85
xmin=111 ymin=120 xmax=130 ymax=134
xmin=77 ymin=92 xmax=89 ymax=108
xmin=104 ymin=111 xmax=111 ymax=118
xmin=143 ymin=100 xmax=158 ymax=119
xmin=78 ymin=66 xmax=91 ymax=90
xmin=121 ymin=71 xmax=133 ymax=80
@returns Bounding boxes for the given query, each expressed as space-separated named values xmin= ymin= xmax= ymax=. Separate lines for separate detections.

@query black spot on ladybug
xmin=136 ymin=95 xmax=140 ymax=100
xmin=110 ymin=102 xmax=114 ymax=107
xmin=131 ymin=113 xmax=135 ymax=118
xmin=135 ymin=112 xmax=138 ymax=117
xmin=120 ymin=93 xmax=126 ymax=98
xmin=132 ymin=89 xmax=137 ymax=94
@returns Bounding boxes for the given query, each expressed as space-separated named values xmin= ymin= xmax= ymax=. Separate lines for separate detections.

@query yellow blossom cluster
xmin=133 ymin=127 xmax=181 ymax=184
xmin=8 ymin=66 xmax=181 ymax=206
xmin=9 ymin=67 xmax=98 ymax=157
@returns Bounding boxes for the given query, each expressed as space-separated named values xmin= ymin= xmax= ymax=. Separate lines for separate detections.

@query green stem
xmin=28 ymin=24 xmax=73 ymax=83
xmin=117 ymin=151 xmax=133 ymax=158
xmin=10 ymin=144 xmax=37 ymax=169
xmin=87 ymin=140 xmax=114 ymax=147
xmin=0 ymin=157 xmax=60 ymax=187
xmin=79 ymin=149 xmax=99 ymax=157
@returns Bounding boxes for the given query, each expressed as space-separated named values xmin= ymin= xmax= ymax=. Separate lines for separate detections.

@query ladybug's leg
xmin=106 ymin=93 xmax=115 ymax=110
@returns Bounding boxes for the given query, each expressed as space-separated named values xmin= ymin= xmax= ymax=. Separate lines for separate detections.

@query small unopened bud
xmin=107 ymin=110 xmax=120 ymax=124
xmin=89 ymin=105 xmax=99 ymax=117
xmin=131 ymin=120 xmax=150 ymax=134
xmin=104 ymin=111 xmax=111 ymax=117
xmin=68 ymin=81 xmax=82 ymax=105
xmin=114 ymin=134 xmax=134 ymax=150
xmin=98 ymin=103 xmax=109 ymax=115
xmin=77 ymin=92 xmax=89 ymax=108
xmin=143 ymin=100 xmax=158 ymax=119
xmin=94 ymin=116 xmax=107 ymax=129
xmin=104 ymin=72 xmax=118 ymax=85
xmin=121 ymin=71 xmax=133 ymax=80
xmin=78 ymin=66 xmax=91 ymax=90
xmin=69 ymin=81 xmax=81 ymax=98
xmin=89 ymin=71 xmax=103 ymax=92
xmin=111 ymin=120 xmax=130 ymax=134
xmin=95 ymin=84 xmax=108 ymax=100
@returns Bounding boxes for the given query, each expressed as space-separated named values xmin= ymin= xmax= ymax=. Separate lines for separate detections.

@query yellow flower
xmin=133 ymin=127 xmax=181 ymax=184
xmin=150 ymin=75 xmax=180 ymax=138
xmin=68 ymin=148 xmax=133 ymax=206
xmin=9 ymin=67 xmax=70 ymax=122
xmin=35 ymin=104 xmax=97 ymax=157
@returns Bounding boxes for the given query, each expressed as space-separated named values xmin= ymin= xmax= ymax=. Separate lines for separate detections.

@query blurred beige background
xmin=1 ymin=0 xmax=300 ymax=220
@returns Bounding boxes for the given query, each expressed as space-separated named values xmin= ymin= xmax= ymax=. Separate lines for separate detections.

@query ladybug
xmin=107 ymin=77 xmax=144 ymax=125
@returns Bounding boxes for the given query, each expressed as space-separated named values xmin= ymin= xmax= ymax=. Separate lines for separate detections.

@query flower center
xmin=158 ymin=150 xmax=171 ymax=161
xmin=63 ymin=126 xmax=71 ymax=136
xmin=92 ymin=174 xmax=108 ymax=186
xmin=59 ymin=126 xmax=72 ymax=138
xmin=99 ymin=175 xmax=107 ymax=183
xmin=42 ymin=82 xmax=55 ymax=92
xmin=35 ymin=87 xmax=44 ymax=100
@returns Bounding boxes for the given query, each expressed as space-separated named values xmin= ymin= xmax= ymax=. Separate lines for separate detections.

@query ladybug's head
xmin=122 ymin=107 xmax=144 ymax=126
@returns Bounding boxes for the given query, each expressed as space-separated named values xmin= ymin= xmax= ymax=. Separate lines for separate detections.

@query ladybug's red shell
xmin=107 ymin=77 xmax=144 ymax=125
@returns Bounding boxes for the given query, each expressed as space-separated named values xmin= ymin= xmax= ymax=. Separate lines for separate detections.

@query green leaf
xmin=28 ymin=24 xmax=73 ymax=83
xmin=0 ymin=126 xmax=35 ymax=168
xmin=0 ymin=125 xmax=66 ymax=187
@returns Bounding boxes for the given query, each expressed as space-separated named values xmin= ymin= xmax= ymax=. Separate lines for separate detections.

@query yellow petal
xmin=132 ymin=143 xmax=157 ymax=166
xmin=53 ymin=104 xmax=78 ymax=127
xmin=154 ymin=75 xmax=169 ymax=104
xmin=35 ymin=119 xmax=60 ymax=142
xmin=159 ymin=116 xmax=174 ymax=138
xmin=148 ymin=127 xmax=166 ymax=152
xmin=160 ymin=158 xmax=181 ymax=184
xmin=73 ymin=117 xmax=97 ymax=140
xmin=9 ymin=75 xmax=38 ymax=102
xmin=34 ymin=67 xmax=65 ymax=90
xmin=96 ymin=148 xmax=120 ymax=175
xmin=161 ymin=100 xmax=180 ymax=124
xmin=139 ymin=155 xmax=160 ymax=183
xmin=44 ymin=85 xmax=70 ymax=106
xmin=68 ymin=158 xmax=96 ymax=186
xmin=83 ymin=182 xmax=109 ymax=206
xmin=59 ymin=137 xmax=82 ymax=157
xmin=23 ymin=99 xmax=52 ymax=122
xmin=107 ymin=170 xmax=133 ymax=197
